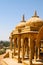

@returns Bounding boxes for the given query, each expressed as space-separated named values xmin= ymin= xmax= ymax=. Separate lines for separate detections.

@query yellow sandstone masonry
xmin=3 ymin=11 xmax=43 ymax=65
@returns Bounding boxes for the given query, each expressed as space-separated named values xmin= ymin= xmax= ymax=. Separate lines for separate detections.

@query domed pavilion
xmin=9 ymin=11 xmax=43 ymax=65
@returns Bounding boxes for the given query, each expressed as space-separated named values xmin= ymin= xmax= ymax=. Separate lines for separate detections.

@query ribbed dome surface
xmin=16 ymin=15 xmax=26 ymax=29
xmin=16 ymin=22 xmax=26 ymax=28
xmin=26 ymin=11 xmax=43 ymax=27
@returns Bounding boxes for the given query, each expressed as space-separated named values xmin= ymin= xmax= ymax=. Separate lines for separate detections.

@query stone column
xmin=22 ymin=38 xmax=25 ymax=61
xmin=27 ymin=43 xmax=29 ymax=57
xmin=29 ymin=37 xmax=32 ymax=65
xmin=14 ymin=39 xmax=16 ymax=55
xmin=34 ymin=45 xmax=37 ymax=61
xmin=17 ymin=36 xmax=21 ymax=63
xmin=38 ymin=46 xmax=40 ymax=59
xmin=10 ymin=38 xmax=12 ymax=51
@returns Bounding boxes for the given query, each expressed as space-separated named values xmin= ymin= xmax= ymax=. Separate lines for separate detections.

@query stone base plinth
xmin=22 ymin=59 xmax=43 ymax=65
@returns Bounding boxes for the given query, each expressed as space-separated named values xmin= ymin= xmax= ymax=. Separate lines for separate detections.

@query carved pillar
xmin=29 ymin=37 xmax=32 ymax=65
xmin=17 ymin=35 xmax=21 ymax=63
xmin=10 ymin=38 xmax=12 ymax=51
xmin=22 ymin=38 xmax=24 ymax=60
xmin=34 ymin=45 xmax=37 ymax=61
xmin=14 ymin=39 xmax=16 ymax=55
xmin=27 ymin=43 xmax=29 ymax=57
xmin=38 ymin=46 xmax=40 ymax=59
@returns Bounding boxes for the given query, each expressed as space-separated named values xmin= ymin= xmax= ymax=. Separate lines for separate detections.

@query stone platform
xmin=2 ymin=58 xmax=22 ymax=65
xmin=23 ymin=59 xmax=43 ymax=65
xmin=1 ymin=58 xmax=43 ymax=65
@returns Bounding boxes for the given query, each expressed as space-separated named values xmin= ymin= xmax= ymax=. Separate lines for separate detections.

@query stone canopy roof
xmin=10 ymin=11 xmax=43 ymax=37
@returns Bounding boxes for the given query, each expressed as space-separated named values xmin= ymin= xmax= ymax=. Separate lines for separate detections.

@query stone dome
xmin=16 ymin=15 xmax=26 ymax=29
xmin=26 ymin=11 xmax=43 ymax=27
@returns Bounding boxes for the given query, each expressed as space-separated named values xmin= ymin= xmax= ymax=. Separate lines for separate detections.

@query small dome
xmin=26 ymin=11 xmax=43 ymax=27
xmin=16 ymin=22 xmax=26 ymax=29
xmin=16 ymin=15 xmax=26 ymax=29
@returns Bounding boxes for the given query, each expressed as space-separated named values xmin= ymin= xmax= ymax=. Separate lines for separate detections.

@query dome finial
xmin=32 ymin=10 xmax=39 ymax=17
xmin=22 ymin=14 xmax=25 ymax=21
xmin=21 ymin=14 xmax=26 ymax=22
xmin=34 ymin=10 xmax=37 ymax=16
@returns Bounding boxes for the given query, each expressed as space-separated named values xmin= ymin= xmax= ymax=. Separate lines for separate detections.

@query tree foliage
xmin=0 ymin=41 xmax=10 ymax=47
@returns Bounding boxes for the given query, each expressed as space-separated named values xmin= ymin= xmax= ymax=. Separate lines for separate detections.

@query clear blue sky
xmin=0 ymin=0 xmax=43 ymax=41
